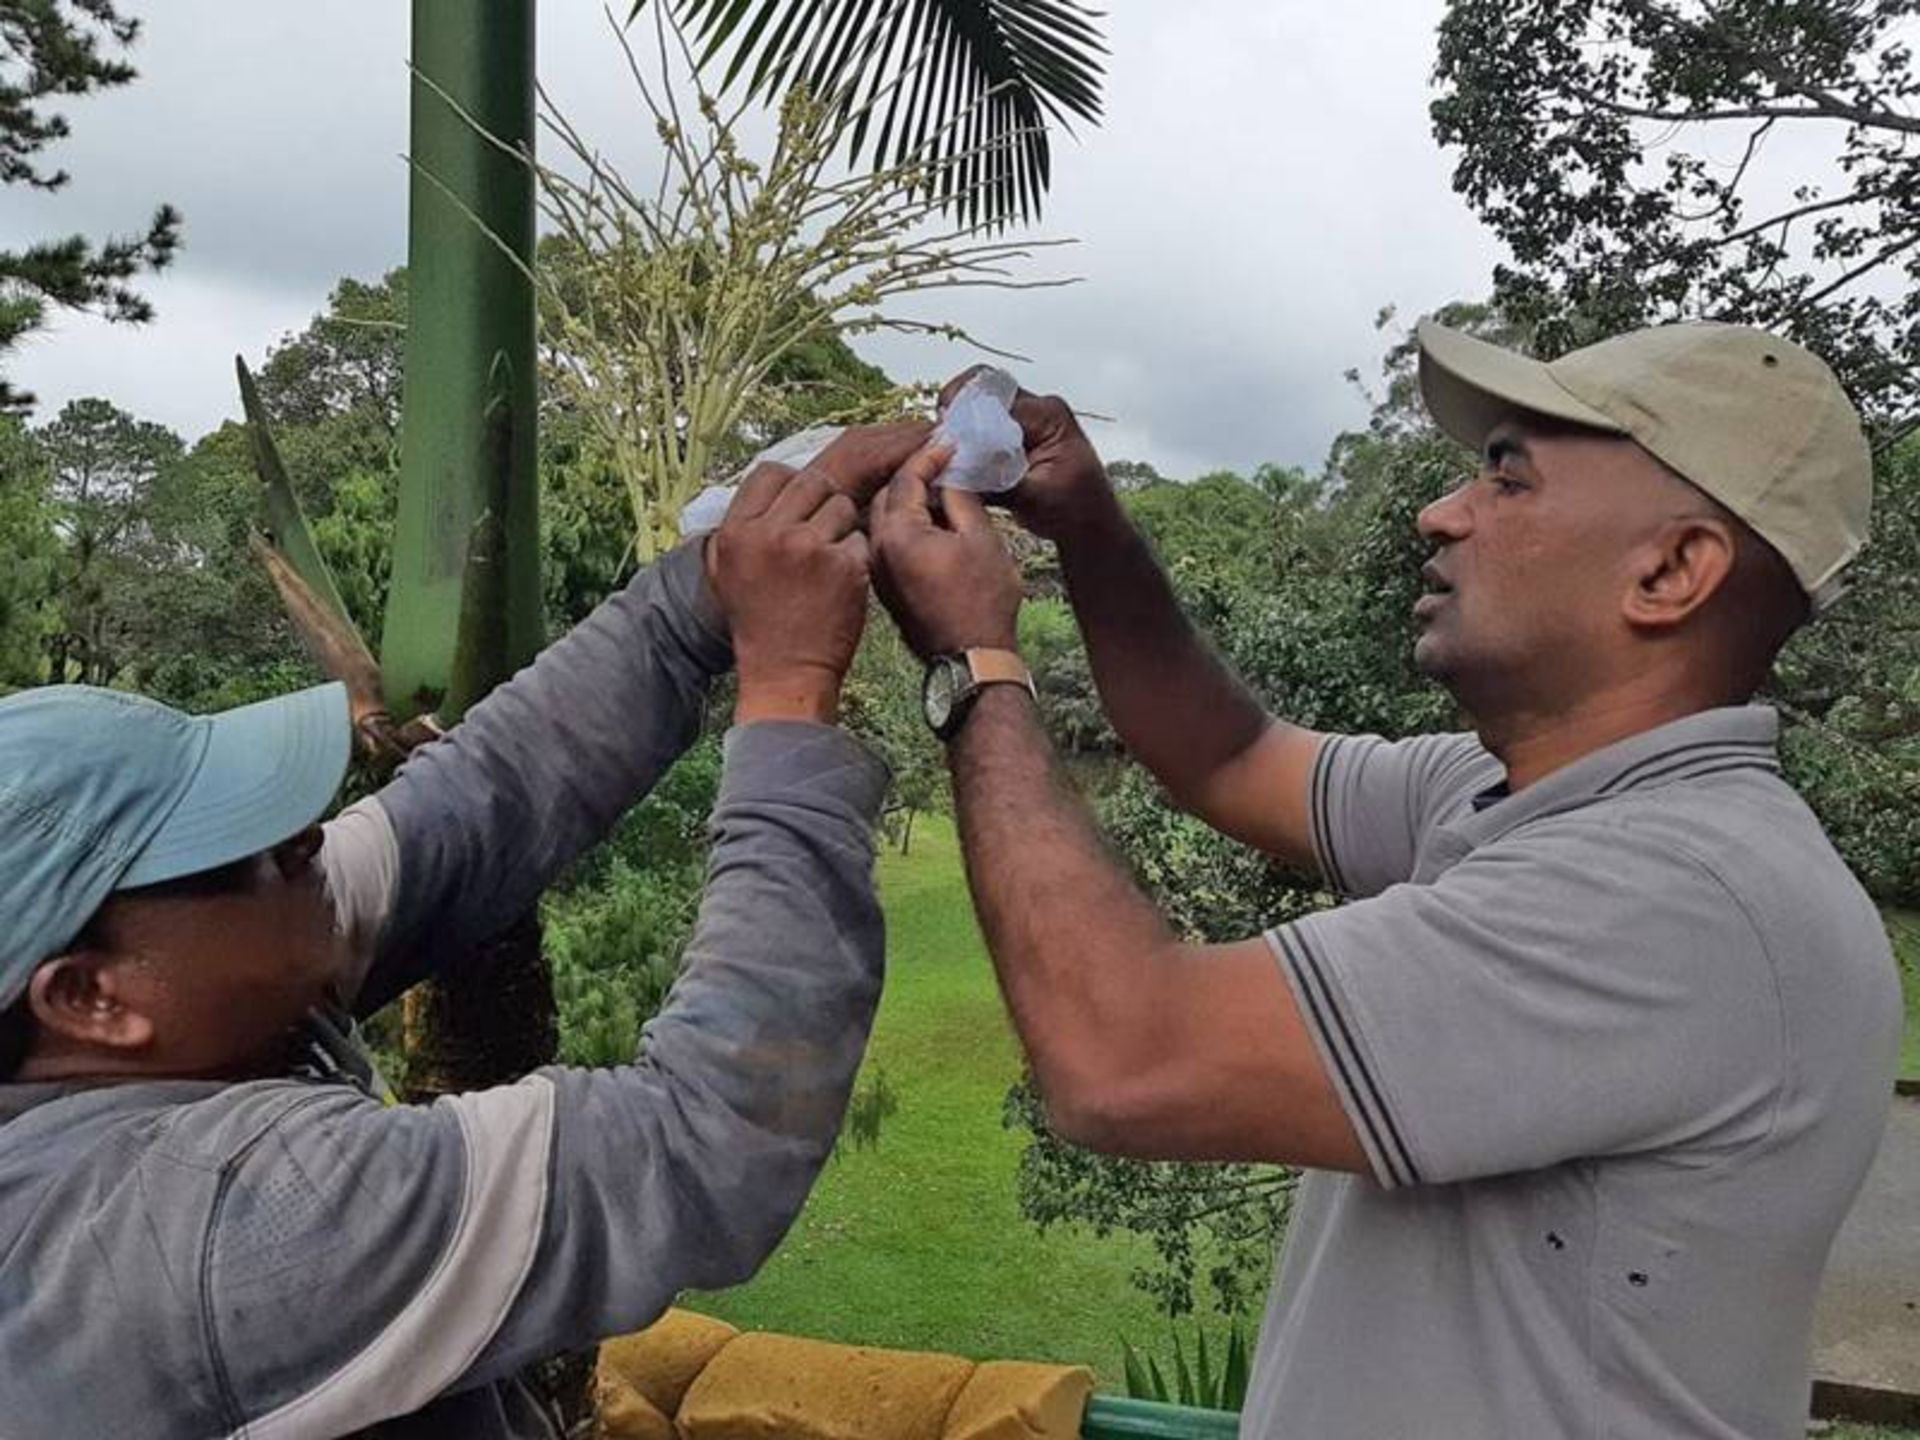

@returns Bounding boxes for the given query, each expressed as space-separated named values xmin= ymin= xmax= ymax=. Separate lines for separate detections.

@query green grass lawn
xmin=1890 ymin=907 xmax=1920 ymax=1081
xmin=685 ymin=814 xmax=1167 ymax=1385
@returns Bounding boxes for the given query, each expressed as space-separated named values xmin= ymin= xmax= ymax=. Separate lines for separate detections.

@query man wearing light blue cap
xmin=0 ymin=427 xmax=929 ymax=1438
xmin=0 ymin=682 xmax=356 ymax=1086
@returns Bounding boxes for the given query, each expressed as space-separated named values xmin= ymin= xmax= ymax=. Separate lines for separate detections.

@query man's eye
xmin=1492 ymin=474 xmax=1528 ymax=496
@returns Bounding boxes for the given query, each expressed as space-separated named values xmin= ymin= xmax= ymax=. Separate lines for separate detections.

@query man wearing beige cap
xmin=870 ymin=324 xmax=1901 ymax=1437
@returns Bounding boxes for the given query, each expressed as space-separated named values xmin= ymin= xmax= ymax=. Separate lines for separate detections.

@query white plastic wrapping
xmin=931 ymin=367 xmax=1026 ymax=494
xmin=678 ymin=425 xmax=848 ymax=538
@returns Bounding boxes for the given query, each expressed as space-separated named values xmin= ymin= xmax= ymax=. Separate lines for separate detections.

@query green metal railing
xmin=1083 ymin=1396 xmax=1241 ymax=1439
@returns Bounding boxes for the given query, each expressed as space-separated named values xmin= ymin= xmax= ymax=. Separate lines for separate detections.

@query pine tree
xmin=1 ymin=1 xmax=181 ymax=411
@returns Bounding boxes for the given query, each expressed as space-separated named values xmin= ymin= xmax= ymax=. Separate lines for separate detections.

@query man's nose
xmin=1417 ymin=480 xmax=1473 ymax=543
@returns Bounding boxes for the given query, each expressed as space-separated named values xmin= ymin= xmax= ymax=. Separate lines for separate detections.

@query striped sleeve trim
xmin=1307 ymin=736 xmax=1351 ymax=896
xmin=1597 ymin=740 xmax=1778 ymax=795
xmin=1268 ymin=925 xmax=1420 ymax=1189
xmin=244 ymin=1076 xmax=556 ymax=1439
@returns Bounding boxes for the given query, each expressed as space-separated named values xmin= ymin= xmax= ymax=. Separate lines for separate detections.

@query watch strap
xmin=962 ymin=647 xmax=1036 ymax=698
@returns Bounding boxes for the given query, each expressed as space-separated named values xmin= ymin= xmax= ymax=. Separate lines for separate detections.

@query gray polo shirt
xmin=1245 ymin=706 xmax=1900 ymax=1440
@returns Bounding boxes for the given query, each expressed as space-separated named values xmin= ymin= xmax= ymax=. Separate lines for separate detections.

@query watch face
xmin=923 ymin=659 xmax=959 ymax=731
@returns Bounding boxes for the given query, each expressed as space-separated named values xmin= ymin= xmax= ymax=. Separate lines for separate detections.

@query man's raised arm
xmin=994 ymin=387 xmax=1325 ymax=872
xmin=871 ymin=459 xmax=1364 ymax=1171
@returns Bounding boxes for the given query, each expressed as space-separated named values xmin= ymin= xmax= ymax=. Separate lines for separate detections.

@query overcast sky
xmin=3 ymin=1 xmax=1505 ymax=479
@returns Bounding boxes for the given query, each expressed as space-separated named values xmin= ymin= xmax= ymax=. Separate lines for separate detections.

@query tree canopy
xmin=0 ymin=416 xmax=56 ymax=688
xmin=1433 ymin=0 xmax=1920 ymax=434
xmin=0 ymin=0 xmax=180 ymax=411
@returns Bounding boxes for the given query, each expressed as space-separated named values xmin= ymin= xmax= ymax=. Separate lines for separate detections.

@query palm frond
xmin=629 ymin=0 xmax=1106 ymax=229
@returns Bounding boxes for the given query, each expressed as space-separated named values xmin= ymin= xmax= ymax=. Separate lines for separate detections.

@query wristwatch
xmin=922 ymin=648 xmax=1036 ymax=740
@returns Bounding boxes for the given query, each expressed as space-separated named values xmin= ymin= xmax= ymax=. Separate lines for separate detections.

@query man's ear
xmin=1624 ymin=517 xmax=1737 ymax=631
xmin=26 ymin=949 xmax=156 ymax=1053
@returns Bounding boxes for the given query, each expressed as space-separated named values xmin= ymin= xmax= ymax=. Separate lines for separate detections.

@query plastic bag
xmin=678 ymin=426 xmax=848 ymax=538
xmin=931 ymin=367 xmax=1026 ymax=494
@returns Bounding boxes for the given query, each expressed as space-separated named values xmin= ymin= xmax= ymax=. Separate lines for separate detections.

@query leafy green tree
xmin=843 ymin=612 xmax=946 ymax=852
xmin=18 ymin=404 xmax=311 ymax=711
xmin=309 ymin=464 xmax=397 ymax=647
xmin=1018 ymin=597 xmax=1108 ymax=759
xmin=37 ymin=396 xmax=182 ymax=686
xmin=5 ymin=271 xmax=413 ymax=711
xmin=128 ymin=424 xmax=325 ymax=711
xmin=1773 ymin=438 xmax=1920 ymax=905
xmin=1007 ymin=1071 xmax=1297 ymax=1320
xmin=1 ymin=0 xmax=181 ymax=410
xmin=1124 ymin=470 xmax=1298 ymax=591
xmin=257 ymin=271 xmax=407 ymax=437
xmin=1105 ymin=459 xmax=1166 ymax=493
xmin=537 ymin=407 xmax=644 ymax=635
xmin=543 ymin=737 xmax=720 ymax=1066
xmin=1432 ymin=0 xmax=1920 ymax=433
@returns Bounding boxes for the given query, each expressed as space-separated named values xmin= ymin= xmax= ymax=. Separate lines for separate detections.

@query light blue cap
xmin=0 ymin=682 xmax=351 ymax=1012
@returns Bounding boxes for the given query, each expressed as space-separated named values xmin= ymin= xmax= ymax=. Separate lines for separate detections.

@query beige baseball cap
xmin=1416 ymin=319 xmax=1873 ymax=610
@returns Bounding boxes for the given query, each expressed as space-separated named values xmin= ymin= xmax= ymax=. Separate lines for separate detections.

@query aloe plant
xmin=1120 ymin=1319 xmax=1252 ymax=1415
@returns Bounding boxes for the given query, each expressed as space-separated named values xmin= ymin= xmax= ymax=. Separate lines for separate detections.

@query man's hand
xmin=808 ymin=420 xmax=935 ymax=508
xmin=708 ymin=462 xmax=872 ymax=724
xmin=871 ymin=444 xmax=1024 ymax=659
xmin=937 ymin=368 xmax=1114 ymax=545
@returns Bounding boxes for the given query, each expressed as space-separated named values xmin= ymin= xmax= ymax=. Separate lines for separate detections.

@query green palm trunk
xmin=389 ymin=9 xmax=595 ymax=1426
xmin=387 ymin=0 xmax=561 ymax=1102
xmin=386 ymin=0 xmax=542 ymax=721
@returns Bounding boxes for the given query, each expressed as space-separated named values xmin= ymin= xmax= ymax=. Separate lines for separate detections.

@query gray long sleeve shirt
xmin=0 ymin=543 xmax=889 ymax=1439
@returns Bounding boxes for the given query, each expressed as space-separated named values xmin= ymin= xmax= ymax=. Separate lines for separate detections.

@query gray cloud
xmin=7 ymin=0 xmax=1504 ymax=474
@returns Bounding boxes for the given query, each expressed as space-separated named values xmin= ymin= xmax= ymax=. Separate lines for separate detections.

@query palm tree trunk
xmin=389 ymin=0 xmax=547 ymax=1090
xmin=386 ymin=0 xmax=542 ymax=723
xmin=387 ymin=7 xmax=595 ymax=1430
xmin=399 ymin=914 xmax=556 ymax=1099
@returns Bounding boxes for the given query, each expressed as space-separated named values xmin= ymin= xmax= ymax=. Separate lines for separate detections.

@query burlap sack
xmin=598 ymin=1308 xmax=741 ymax=1418
xmin=678 ymin=1332 xmax=977 ymax=1440
xmin=942 ymin=1361 xmax=1094 ymax=1440
xmin=596 ymin=1374 xmax=677 ymax=1440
